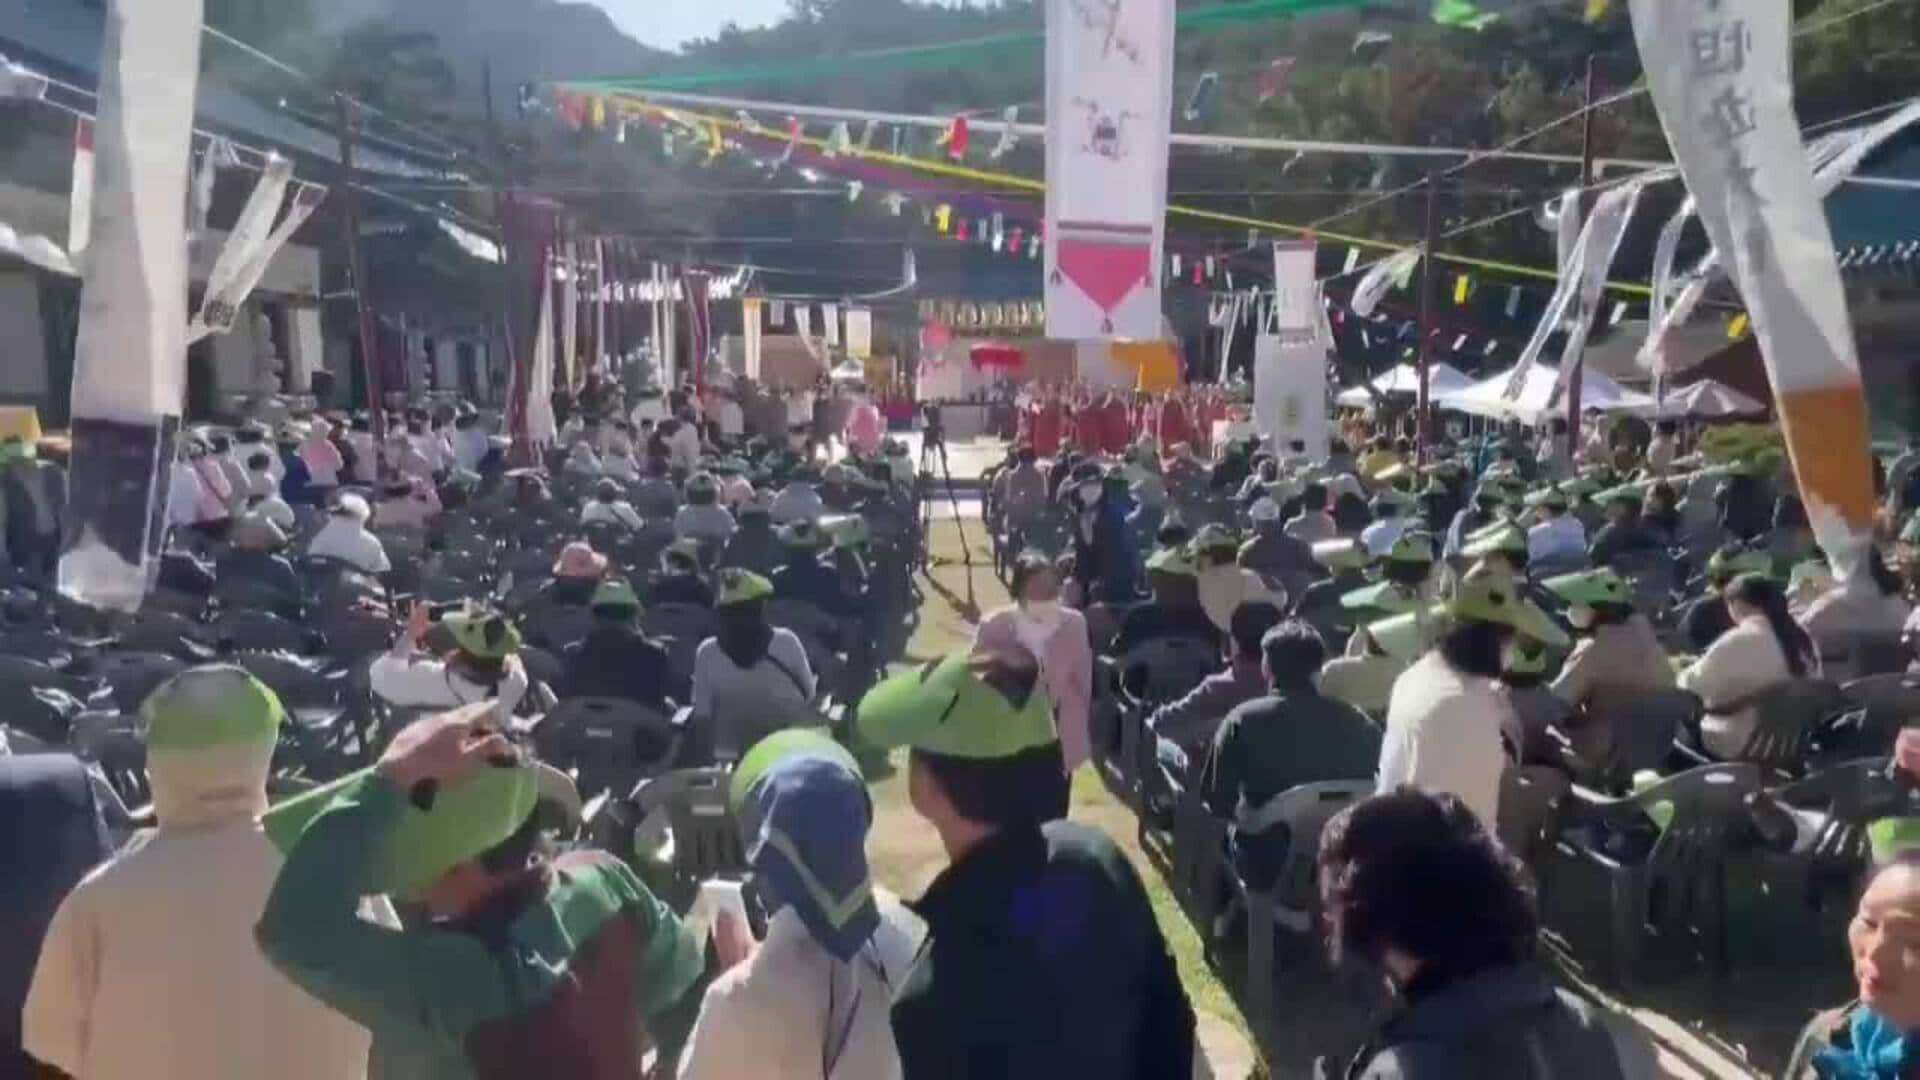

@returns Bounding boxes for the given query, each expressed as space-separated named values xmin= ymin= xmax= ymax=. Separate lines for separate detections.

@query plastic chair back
xmin=1498 ymin=765 xmax=1571 ymax=866
xmin=91 ymin=651 xmax=186 ymax=714
xmin=1118 ymin=636 xmax=1218 ymax=707
xmin=636 ymin=768 xmax=745 ymax=883
xmin=1738 ymin=678 xmax=1844 ymax=774
xmin=213 ymin=609 xmax=310 ymax=655
xmin=1236 ymin=779 xmax=1373 ymax=928
xmin=1592 ymin=688 xmax=1700 ymax=787
xmin=535 ymin=697 xmax=678 ymax=798
xmin=1838 ymin=674 xmax=1920 ymax=759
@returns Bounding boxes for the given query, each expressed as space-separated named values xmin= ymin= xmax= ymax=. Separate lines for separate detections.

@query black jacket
xmin=771 ymin=557 xmax=858 ymax=619
xmin=892 ymin=822 xmax=1194 ymax=1079
xmin=561 ymin=625 xmax=679 ymax=710
xmin=1333 ymin=964 xmax=1654 ymax=1080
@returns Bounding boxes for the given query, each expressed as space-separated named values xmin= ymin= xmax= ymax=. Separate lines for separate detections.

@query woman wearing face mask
xmin=974 ymin=553 xmax=1093 ymax=813
xmin=1544 ymin=569 xmax=1675 ymax=768
xmin=1785 ymin=850 xmax=1920 ymax=1079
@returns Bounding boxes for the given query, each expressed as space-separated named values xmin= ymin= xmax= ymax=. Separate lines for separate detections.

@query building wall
xmin=0 ymin=272 xmax=46 ymax=403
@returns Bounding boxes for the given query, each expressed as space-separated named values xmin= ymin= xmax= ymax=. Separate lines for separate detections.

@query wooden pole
xmin=1566 ymin=55 xmax=1598 ymax=460
xmin=333 ymin=91 xmax=387 ymax=478
xmin=1415 ymin=171 xmax=1440 ymax=464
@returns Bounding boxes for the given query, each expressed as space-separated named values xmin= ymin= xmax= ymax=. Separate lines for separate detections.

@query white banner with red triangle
xmin=1044 ymin=0 xmax=1174 ymax=341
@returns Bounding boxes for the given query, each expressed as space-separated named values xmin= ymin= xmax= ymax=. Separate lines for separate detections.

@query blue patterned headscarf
xmin=731 ymin=733 xmax=878 ymax=962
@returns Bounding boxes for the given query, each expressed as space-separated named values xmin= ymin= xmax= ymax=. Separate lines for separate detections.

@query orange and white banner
xmin=1630 ymin=0 xmax=1874 ymax=576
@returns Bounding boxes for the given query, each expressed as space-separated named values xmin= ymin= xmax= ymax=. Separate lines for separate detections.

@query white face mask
xmin=1567 ymin=604 xmax=1596 ymax=630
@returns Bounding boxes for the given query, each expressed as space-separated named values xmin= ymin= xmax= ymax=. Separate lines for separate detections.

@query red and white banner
xmin=1044 ymin=0 xmax=1175 ymax=340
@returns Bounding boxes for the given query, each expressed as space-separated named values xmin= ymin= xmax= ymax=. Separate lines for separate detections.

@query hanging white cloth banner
xmin=185 ymin=155 xmax=290 ymax=341
xmin=1538 ymin=177 xmax=1658 ymax=408
xmin=1639 ymin=101 xmax=1920 ymax=376
xmin=844 ymin=306 xmax=872 ymax=359
xmin=59 ymin=0 xmax=204 ymax=611
xmin=1501 ymin=175 xmax=1658 ymax=403
xmin=559 ymin=241 xmax=579 ymax=390
xmin=594 ymin=239 xmax=608 ymax=373
xmin=1253 ymin=305 xmax=1329 ymax=456
xmin=1044 ymin=0 xmax=1175 ymax=340
xmin=68 ymin=117 xmax=93 ymax=257
xmin=527 ymin=256 xmax=558 ymax=447
xmin=742 ymin=297 xmax=763 ymax=379
xmin=794 ymin=303 xmax=812 ymax=341
xmin=195 ymin=183 xmax=323 ymax=343
xmin=768 ymin=299 xmax=786 ymax=328
xmin=1630 ymin=0 xmax=1875 ymax=578
xmin=1270 ymin=239 xmax=1319 ymax=339
xmin=1348 ymin=249 xmax=1418 ymax=317
xmin=821 ymin=302 xmax=840 ymax=347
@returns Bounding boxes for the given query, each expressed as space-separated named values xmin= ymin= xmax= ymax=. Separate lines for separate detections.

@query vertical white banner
xmin=1270 ymin=239 xmax=1318 ymax=337
xmin=795 ymin=304 xmax=813 ymax=341
xmin=1044 ymin=0 xmax=1175 ymax=340
xmin=1253 ymin=333 xmax=1329 ymax=458
xmin=186 ymin=156 xmax=290 ymax=341
xmin=67 ymin=117 xmax=93 ymax=257
xmin=822 ymin=302 xmax=841 ymax=347
xmin=1630 ymin=0 xmax=1875 ymax=577
xmin=844 ymin=306 xmax=872 ymax=359
xmin=559 ymin=240 xmax=579 ymax=389
xmin=528 ymin=263 xmax=557 ymax=447
xmin=59 ymin=0 xmax=204 ymax=610
xmin=742 ymin=297 xmax=763 ymax=380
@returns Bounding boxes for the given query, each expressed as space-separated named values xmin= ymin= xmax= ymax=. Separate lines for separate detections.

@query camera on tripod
xmin=919 ymin=402 xmax=946 ymax=451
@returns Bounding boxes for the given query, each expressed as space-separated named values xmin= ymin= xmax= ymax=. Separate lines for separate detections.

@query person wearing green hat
xmin=254 ymin=705 xmax=702 ymax=1078
xmin=1587 ymin=488 xmax=1663 ymax=567
xmin=1284 ymin=480 xmax=1338 ymax=545
xmin=1525 ymin=486 xmax=1587 ymax=573
xmin=1462 ymin=520 xmax=1531 ymax=581
xmin=651 ymin=539 xmax=717 ymax=608
xmin=1360 ymin=495 xmax=1410 ymax=560
xmin=772 ymin=519 xmax=863 ymax=621
xmin=855 ymin=649 xmax=1195 ymax=1078
xmin=369 ymin=602 xmax=531 ymax=719
xmin=679 ymin=730 xmax=919 ymax=1079
xmin=581 ymin=478 xmax=644 ymax=531
xmin=1541 ymin=570 xmax=1674 ymax=767
xmin=1191 ymin=524 xmax=1276 ymax=635
xmin=1378 ymin=568 xmax=1570 ymax=827
xmin=1678 ymin=543 xmax=1772 ymax=652
xmin=674 ymin=471 xmax=737 ymax=547
xmin=1292 ymin=538 xmax=1371 ymax=624
xmin=23 ymin=666 xmax=381 ymax=1080
xmin=692 ymin=569 xmax=820 ymax=762
xmin=1113 ymin=545 xmax=1225 ymax=657
xmin=560 ymin=577 xmax=678 ymax=711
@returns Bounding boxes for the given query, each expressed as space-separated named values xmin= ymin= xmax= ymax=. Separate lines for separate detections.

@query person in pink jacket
xmin=972 ymin=552 xmax=1094 ymax=800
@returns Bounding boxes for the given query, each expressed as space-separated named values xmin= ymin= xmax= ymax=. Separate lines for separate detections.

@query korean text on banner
xmin=1044 ymin=0 xmax=1175 ymax=340
xmin=1629 ymin=0 xmax=1874 ymax=578
xmin=1270 ymin=239 xmax=1319 ymax=340
xmin=59 ymin=0 xmax=204 ymax=611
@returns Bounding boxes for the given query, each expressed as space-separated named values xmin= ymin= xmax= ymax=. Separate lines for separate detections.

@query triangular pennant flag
xmin=1171 ymin=254 xmax=1182 ymax=277
xmin=858 ymin=120 xmax=877 ymax=151
xmin=1008 ymin=227 xmax=1025 ymax=258
xmin=615 ymin=117 xmax=629 ymax=144
xmin=1727 ymin=312 xmax=1750 ymax=340
xmin=1204 ymin=255 xmax=1217 ymax=278
xmin=890 ymin=126 xmax=905 ymax=156
xmin=991 ymin=106 xmax=1019 ymax=159
xmin=735 ymin=110 xmax=760 ymax=132
xmin=1184 ymin=72 xmax=1220 ymax=123
xmin=704 ymin=119 xmax=725 ymax=163
xmin=936 ymin=116 xmax=970 ymax=160
xmin=1432 ymin=0 xmax=1497 ymax=29
xmin=1505 ymin=285 xmax=1522 ymax=318
xmin=777 ymin=117 xmax=802 ymax=167
xmin=847 ymin=181 xmax=863 ymax=202
xmin=1609 ymin=301 xmax=1627 ymax=325
xmin=1343 ymin=247 xmax=1361 ymax=274
xmin=590 ymin=96 xmax=607 ymax=129
xmin=1452 ymin=333 xmax=1468 ymax=350
xmin=934 ymin=205 xmax=952 ymax=233
xmin=1584 ymin=0 xmax=1611 ymax=21
xmin=957 ymin=219 xmax=970 ymax=241
xmin=68 ymin=116 xmax=93 ymax=256
xmin=1484 ymin=338 xmax=1499 ymax=355
xmin=882 ymin=191 xmax=907 ymax=216
xmin=1257 ymin=58 xmax=1296 ymax=103
xmin=1453 ymin=274 xmax=1471 ymax=304
xmin=825 ymin=121 xmax=852 ymax=158
xmin=1027 ymin=233 xmax=1041 ymax=259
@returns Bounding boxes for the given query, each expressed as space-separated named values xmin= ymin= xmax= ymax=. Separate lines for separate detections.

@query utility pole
xmin=333 ymin=92 xmax=387 ymax=478
xmin=1415 ymin=170 xmax=1441 ymax=464
xmin=1566 ymin=54 xmax=1598 ymax=460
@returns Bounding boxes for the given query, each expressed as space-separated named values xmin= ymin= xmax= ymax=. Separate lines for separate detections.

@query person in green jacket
xmin=255 ymin=704 xmax=704 ymax=1079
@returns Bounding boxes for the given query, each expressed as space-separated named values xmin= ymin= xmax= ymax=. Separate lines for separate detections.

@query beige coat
xmin=23 ymin=742 xmax=377 ymax=1080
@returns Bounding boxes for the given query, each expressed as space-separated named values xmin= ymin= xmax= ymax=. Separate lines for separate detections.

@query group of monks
xmin=1016 ymin=383 xmax=1240 ymax=460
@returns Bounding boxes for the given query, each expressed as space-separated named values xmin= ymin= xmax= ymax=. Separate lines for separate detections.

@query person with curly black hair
xmin=1317 ymin=788 xmax=1655 ymax=1079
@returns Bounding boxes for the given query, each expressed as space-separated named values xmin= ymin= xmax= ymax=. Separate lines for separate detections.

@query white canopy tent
xmin=1334 ymin=362 xmax=1473 ymax=408
xmin=1643 ymin=379 xmax=1768 ymax=419
xmin=1435 ymin=362 xmax=1656 ymax=424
